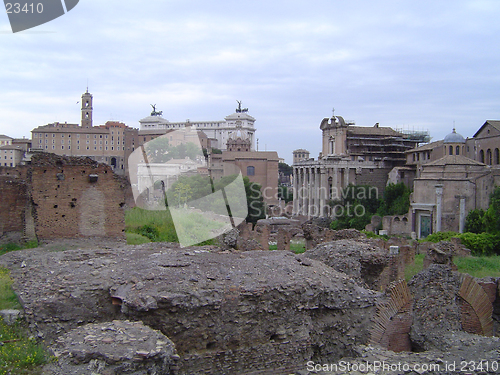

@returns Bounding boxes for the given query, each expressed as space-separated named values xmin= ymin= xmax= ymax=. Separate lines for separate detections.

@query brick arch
xmin=369 ymin=280 xmax=413 ymax=352
xmin=458 ymin=274 xmax=493 ymax=336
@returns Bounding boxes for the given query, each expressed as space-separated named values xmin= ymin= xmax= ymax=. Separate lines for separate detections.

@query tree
xmin=464 ymin=209 xmax=485 ymax=234
xmin=278 ymin=162 xmax=293 ymax=177
xmin=329 ymin=184 xmax=380 ymax=231
xmin=244 ymin=176 xmax=266 ymax=225
xmin=144 ymin=136 xmax=170 ymax=163
xmin=173 ymin=182 xmax=192 ymax=207
xmin=377 ymin=183 xmax=411 ymax=216
xmin=278 ymin=185 xmax=293 ymax=203
xmin=165 ymin=174 xmax=265 ymax=225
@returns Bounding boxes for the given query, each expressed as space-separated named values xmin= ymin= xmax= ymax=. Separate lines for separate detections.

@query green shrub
xmin=134 ymin=224 xmax=160 ymax=241
xmin=421 ymin=231 xmax=459 ymax=243
xmin=456 ymin=232 xmax=500 ymax=256
xmin=464 ymin=209 xmax=485 ymax=234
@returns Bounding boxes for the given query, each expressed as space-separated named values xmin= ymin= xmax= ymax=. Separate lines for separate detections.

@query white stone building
xmin=139 ymin=102 xmax=256 ymax=151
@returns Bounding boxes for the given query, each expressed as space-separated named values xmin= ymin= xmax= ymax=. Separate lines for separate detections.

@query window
xmin=495 ymin=148 xmax=499 ymax=165
xmin=449 ymin=145 xmax=453 ymax=155
xmin=456 ymin=146 xmax=460 ymax=155
xmin=247 ymin=166 xmax=255 ymax=176
xmin=480 ymin=149 xmax=485 ymax=163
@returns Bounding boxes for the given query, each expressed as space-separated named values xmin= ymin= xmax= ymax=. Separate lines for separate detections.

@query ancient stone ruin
xmin=0 ymin=152 xmax=129 ymax=242
xmin=1 ymin=223 xmax=500 ymax=374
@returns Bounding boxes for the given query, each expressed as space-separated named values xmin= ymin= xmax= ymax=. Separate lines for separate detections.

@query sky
xmin=1 ymin=0 xmax=500 ymax=164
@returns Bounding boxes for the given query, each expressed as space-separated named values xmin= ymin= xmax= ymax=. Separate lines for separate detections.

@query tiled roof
xmin=405 ymin=140 xmax=443 ymax=153
xmin=424 ymin=154 xmax=485 ymax=167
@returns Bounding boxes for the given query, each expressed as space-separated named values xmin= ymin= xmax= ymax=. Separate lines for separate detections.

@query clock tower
xmin=81 ymin=88 xmax=93 ymax=128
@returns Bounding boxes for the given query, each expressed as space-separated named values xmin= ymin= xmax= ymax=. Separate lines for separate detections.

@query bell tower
xmin=81 ymin=88 xmax=93 ymax=128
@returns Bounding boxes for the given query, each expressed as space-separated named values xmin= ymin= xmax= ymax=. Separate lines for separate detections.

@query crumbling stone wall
xmin=1 ymin=153 xmax=127 ymax=241
xmin=0 ymin=176 xmax=28 ymax=236
xmin=27 ymin=153 xmax=126 ymax=239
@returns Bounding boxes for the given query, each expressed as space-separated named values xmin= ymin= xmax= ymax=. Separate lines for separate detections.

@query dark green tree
xmin=377 ymin=183 xmax=412 ymax=216
xmin=243 ymin=176 xmax=266 ymax=226
xmin=329 ymin=184 xmax=380 ymax=230
xmin=278 ymin=185 xmax=293 ymax=203
xmin=464 ymin=209 xmax=485 ymax=234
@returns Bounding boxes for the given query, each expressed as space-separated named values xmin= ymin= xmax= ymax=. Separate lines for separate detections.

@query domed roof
xmin=443 ymin=128 xmax=465 ymax=143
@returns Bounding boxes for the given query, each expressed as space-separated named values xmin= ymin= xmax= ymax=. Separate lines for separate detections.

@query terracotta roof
xmin=406 ymin=140 xmax=443 ymax=153
xmin=424 ymin=154 xmax=485 ymax=167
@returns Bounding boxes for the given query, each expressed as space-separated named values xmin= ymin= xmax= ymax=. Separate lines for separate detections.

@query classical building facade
xmin=138 ymin=102 xmax=256 ymax=152
xmin=293 ymin=115 xmax=425 ymax=218
xmin=403 ymin=127 xmax=500 ymax=238
xmin=31 ymin=90 xmax=135 ymax=175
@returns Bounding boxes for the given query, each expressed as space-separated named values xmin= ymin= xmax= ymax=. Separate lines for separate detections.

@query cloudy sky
xmin=1 ymin=0 xmax=499 ymax=164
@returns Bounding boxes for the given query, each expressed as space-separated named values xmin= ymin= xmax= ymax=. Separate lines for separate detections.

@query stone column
xmin=314 ymin=167 xmax=322 ymax=217
xmin=309 ymin=168 xmax=315 ymax=217
xmin=292 ymin=167 xmax=298 ymax=215
xmin=459 ymin=197 xmax=466 ymax=233
xmin=301 ymin=168 xmax=307 ymax=217
xmin=319 ymin=168 xmax=326 ymax=217
xmin=435 ymin=185 xmax=443 ymax=233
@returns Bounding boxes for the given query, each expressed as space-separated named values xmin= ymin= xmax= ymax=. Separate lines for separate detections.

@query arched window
xmin=487 ymin=149 xmax=492 ymax=165
xmin=495 ymin=148 xmax=499 ymax=165
xmin=480 ymin=149 xmax=485 ymax=163
xmin=247 ymin=166 xmax=255 ymax=176
xmin=456 ymin=145 xmax=460 ymax=155
xmin=449 ymin=145 xmax=453 ymax=155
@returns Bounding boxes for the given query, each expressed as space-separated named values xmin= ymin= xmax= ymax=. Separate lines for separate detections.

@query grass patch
xmin=0 ymin=268 xmax=21 ymax=310
xmin=269 ymin=240 xmax=306 ymax=254
xmin=405 ymin=254 xmax=500 ymax=281
xmin=0 ymin=268 xmax=48 ymax=374
xmin=454 ymin=255 xmax=500 ymax=278
xmin=0 ymin=241 xmax=38 ymax=257
xmin=405 ymin=254 xmax=425 ymax=281
xmin=125 ymin=207 xmax=178 ymax=243
xmin=125 ymin=207 xmax=228 ymax=246
xmin=0 ymin=318 xmax=48 ymax=374
xmin=125 ymin=232 xmax=151 ymax=245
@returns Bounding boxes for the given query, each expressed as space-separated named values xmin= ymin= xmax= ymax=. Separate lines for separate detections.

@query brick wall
xmin=30 ymin=154 xmax=126 ymax=239
xmin=0 ymin=176 xmax=28 ymax=235
xmin=0 ymin=153 xmax=126 ymax=241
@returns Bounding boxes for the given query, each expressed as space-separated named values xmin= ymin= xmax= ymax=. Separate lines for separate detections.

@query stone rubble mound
xmin=42 ymin=320 xmax=178 ymax=375
xmin=0 ymin=244 xmax=379 ymax=374
xmin=304 ymin=239 xmax=397 ymax=290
